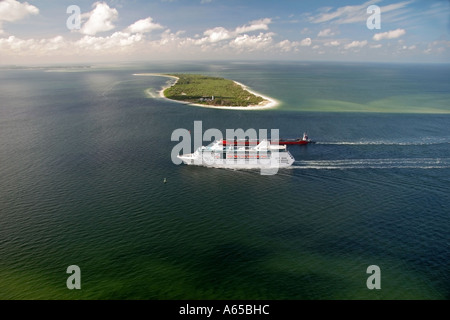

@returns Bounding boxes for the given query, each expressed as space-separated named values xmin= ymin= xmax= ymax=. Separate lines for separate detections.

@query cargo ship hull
xmin=222 ymin=133 xmax=314 ymax=146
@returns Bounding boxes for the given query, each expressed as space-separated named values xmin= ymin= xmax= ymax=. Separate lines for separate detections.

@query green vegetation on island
xmin=163 ymin=74 xmax=266 ymax=107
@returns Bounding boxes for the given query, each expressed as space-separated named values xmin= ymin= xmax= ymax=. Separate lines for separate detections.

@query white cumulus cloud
xmin=274 ymin=37 xmax=312 ymax=52
xmin=0 ymin=0 xmax=39 ymax=33
xmin=201 ymin=26 xmax=231 ymax=43
xmin=235 ymin=18 xmax=271 ymax=34
xmin=76 ymin=32 xmax=143 ymax=51
xmin=300 ymin=37 xmax=312 ymax=47
xmin=0 ymin=0 xmax=39 ymax=22
xmin=373 ymin=28 xmax=406 ymax=41
xmin=345 ymin=40 xmax=367 ymax=49
xmin=198 ymin=18 xmax=271 ymax=44
xmin=325 ymin=40 xmax=340 ymax=47
xmin=317 ymin=28 xmax=334 ymax=37
xmin=0 ymin=35 xmax=68 ymax=55
xmin=126 ymin=17 xmax=164 ymax=34
xmin=80 ymin=2 xmax=118 ymax=36
xmin=276 ymin=39 xmax=297 ymax=52
xmin=229 ymin=32 xmax=274 ymax=52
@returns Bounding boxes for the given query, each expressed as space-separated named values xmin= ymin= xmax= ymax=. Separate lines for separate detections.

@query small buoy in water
xmin=163 ymin=178 xmax=167 ymax=183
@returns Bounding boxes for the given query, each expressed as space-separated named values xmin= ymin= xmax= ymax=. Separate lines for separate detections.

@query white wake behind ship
xmin=177 ymin=139 xmax=295 ymax=169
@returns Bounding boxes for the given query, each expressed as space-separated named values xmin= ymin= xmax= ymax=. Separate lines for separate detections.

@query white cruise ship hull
xmin=177 ymin=151 xmax=295 ymax=169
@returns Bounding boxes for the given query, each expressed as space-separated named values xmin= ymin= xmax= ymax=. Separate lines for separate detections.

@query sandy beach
xmin=133 ymin=73 xmax=279 ymax=110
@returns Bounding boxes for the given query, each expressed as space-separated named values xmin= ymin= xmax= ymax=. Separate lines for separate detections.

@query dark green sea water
xmin=0 ymin=61 xmax=449 ymax=299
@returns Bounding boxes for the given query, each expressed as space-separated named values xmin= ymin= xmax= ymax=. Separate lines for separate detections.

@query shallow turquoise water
xmin=0 ymin=62 xmax=449 ymax=299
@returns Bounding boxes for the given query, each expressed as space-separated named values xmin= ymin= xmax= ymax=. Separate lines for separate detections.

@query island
xmin=164 ymin=74 xmax=270 ymax=107
xmin=133 ymin=73 xmax=278 ymax=109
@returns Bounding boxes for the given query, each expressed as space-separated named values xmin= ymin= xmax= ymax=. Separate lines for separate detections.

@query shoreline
xmin=133 ymin=73 xmax=279 ymax=110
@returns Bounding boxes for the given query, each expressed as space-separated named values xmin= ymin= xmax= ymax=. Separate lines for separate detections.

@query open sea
xmin=0 ymin=61 xmax=449 ymax=299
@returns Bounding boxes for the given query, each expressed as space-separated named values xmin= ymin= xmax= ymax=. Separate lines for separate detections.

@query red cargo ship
xmin=222 ymin=132 xmax=315 ymax=146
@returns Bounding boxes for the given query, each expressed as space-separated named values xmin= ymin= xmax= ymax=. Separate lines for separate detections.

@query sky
xmin=0 ymin=0 xmax=449 ymax=64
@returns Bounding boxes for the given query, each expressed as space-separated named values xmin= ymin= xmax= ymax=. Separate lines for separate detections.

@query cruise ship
xmin=177 ymin=139 xmax=295 ymax=169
